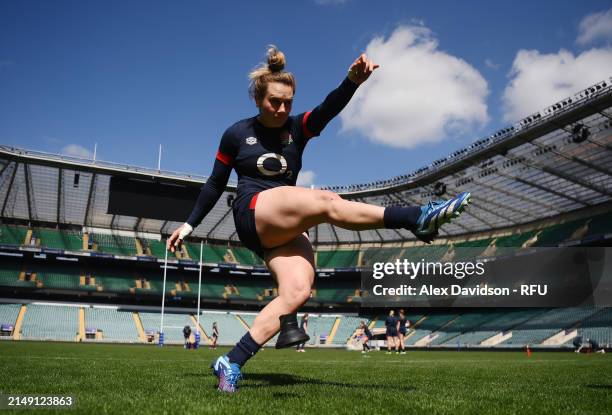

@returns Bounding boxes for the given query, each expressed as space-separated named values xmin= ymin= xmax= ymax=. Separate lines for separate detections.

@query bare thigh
xmin=265 ymin=233 xmax=316 ymax=285
xmin=255 ymin=186 xmax=384 ymax=248
xmin=248 ymin=234 xmax=315 ymax=344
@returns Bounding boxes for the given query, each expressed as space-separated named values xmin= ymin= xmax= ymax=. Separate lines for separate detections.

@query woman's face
xmin=257 ymin=82 xmax=293 ymax=128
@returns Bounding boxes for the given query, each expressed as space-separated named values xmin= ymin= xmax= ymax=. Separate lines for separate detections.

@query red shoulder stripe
xmin=216 ymin=150 xmax=233 ymax=166
xmin=249 ymin=193 xmax=259 ymax=210
xmin=302 ymin=111 xmax=315 ymax=138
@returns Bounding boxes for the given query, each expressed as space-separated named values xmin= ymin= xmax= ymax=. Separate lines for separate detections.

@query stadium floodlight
xmin=571 ymin=124 xmax=590 ymax=143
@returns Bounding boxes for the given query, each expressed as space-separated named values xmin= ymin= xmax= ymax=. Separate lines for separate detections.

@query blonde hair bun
xmin=267 ymin=45 xmax=285 ymax=72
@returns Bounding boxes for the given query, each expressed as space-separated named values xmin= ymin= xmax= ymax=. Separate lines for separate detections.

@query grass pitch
xmin=0 ymin=342 xmax=611 ymax=414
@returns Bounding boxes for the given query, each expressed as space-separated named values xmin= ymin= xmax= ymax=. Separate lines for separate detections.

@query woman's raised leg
xmin=255 ymin=186 xmax=471 ymax=249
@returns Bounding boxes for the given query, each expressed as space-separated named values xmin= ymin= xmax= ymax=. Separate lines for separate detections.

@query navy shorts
xmin=386 ymin=328 xmax=398 ymax=337
xmin=400 ymin=328 xmax=407 ymax=335
xmin=233 ymin=192 xmax=266 ymax=259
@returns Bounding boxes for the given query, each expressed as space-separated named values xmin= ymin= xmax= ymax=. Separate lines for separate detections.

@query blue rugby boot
xmin=210 ymin=355 xmax=242 ymax=393
xmin=414 ymin=192 xmax=471 ymax=244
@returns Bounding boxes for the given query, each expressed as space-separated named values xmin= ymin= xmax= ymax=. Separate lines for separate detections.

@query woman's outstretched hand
xmin=167 ymin=223 xmax=193 ymax=253
xmin=348 ymin=53 xmax=379 ymax=85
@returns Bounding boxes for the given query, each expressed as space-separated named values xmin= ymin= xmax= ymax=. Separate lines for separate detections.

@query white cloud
xmin=577 ymin=8 xmax=612 ymax=45
xmin=296 ymin=170 xmax=316 ymax=187
xmin=502 ymin=48 xmax=612 ymax=122
xmin=340 ymin=25 xmax=489 ymax=149
xmin=62 ymin=144 xmax=93 ymax=159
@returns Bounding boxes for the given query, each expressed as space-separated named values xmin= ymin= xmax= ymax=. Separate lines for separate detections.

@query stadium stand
xmin=0 ymin=303 xmax=21 ymax=335
xmin=533 ymin=219 xmax=589 ymax=246
xmin=94 ymin=272 xmax=134 ymax=294
xmin=90 ymin=233 xmax=137 ymax=256
xmin=232 ymin=246 xmax=264 ymax=266
xmin=198 ymin=311 xmax=246 ymax=345
xmin=34 ymin=228 xmax=82 ymax=251
xmin=20 ymin=304 xmax=79 ymax=341
xmin=36 ymin=269 xmax=81 ymax=290
xmin=332 ymin=315 xmax=361 ymax=344
xmin=0 ymin=263 xmax=23 ymax=288
xmin=571 ymin=307 xmax=612 ymax=347
xmin=185 ymin=242 xmax=228 ymax=263
xmin=0 ymin=78 xmax=611 ymax=352
xmin=317 ymin=249 xmax=359 ymax=268
xmin=361 ymin=247 xmax=404 ymax=267
xmin=139 ymin=311 xmax=194 ymax=343
xmin=142 ymin=238 xmax=167 ymax=259
xmin=500 ymin=307 xmax=599 ymax=346
xmin=0 ymin=224 xmax=27 ymax=246
xmin=403 ymin=312 xmax=458 ymax=345
xmin=493 ymin=230 xmax=538 ymax=248
xmin=302 ymin=315 xmax=337 ymax=345
xmin=84 ymin=306 xmax=140 ymax=342
xmin=238 ymin=313 xmax=280 ymax=346
xmin=430 ymin=311 xmax=506 ymax=345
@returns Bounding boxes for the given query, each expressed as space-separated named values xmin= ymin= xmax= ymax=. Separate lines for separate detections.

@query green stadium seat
xmin=20 ymin=304 xmax=79 ymax=341
xmin=143 ymin=238 xmax=166 ymax=259
xmin=317 ymin=250 xmax=359 ymax=268
xmin=494 ymin=230 xmax=538 ymax=247
xmin=35 ymin=228 xmax=82 ymax=251
xmin=0 ymin=225 xmax=27 ymax=246
xmin=534 ymin=218 xmax=588 ymax=246
xmin=85 ymin=307 xmax=140 ymax=342
xmin=91 ymin=233 xmax=137 ymax=256
xmin=185 ymin=243 xmax=227 ymax=263
xmin=232 ymin=246 xmax=264 ymax=266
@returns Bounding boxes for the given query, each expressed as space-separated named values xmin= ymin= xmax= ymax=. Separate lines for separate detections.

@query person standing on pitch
xmin=183 ymin=325 xmax=192 ymax=349
xmin=296 ymin=313 xmax=308 ymax=352
xmin=360 ymin=320 xmax=373 ymax=353
xmin=168 ymin=45 xmax=470 ymax=392
xmin=397 ymin=309 xmax=408 ymax=354
xmin=211 ymin=322 xmax=219 ymax=350
xmin=385 ymin=310 xmax=399 ymax=354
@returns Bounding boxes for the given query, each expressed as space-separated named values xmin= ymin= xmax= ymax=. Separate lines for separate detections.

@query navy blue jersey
xmin=186 ymin=77 xmax=359 ymax=228
xmin=385 ymin=316 xmax=398 ymax=329
xmin=363 ymin=326 xmax=372 ymax=338
xmin=398 ymin=318 xmax=407 ymax=329
xmin=300 ymin=316 xmax=308 ymax=330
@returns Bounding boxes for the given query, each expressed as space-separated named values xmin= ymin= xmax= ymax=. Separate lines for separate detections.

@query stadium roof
xmin=1 ymin=78 xmax=611 ymax=245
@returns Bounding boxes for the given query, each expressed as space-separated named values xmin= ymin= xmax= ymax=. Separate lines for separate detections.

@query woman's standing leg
xmin=212 ymin=234 xmax=315 ymax=392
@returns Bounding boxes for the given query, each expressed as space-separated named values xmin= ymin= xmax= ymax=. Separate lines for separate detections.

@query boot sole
xmin=275 ymin=333 xmax=310 ymax=349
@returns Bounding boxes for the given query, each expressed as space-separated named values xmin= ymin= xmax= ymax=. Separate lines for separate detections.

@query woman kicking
xmin=168 ymin=45 xmax=470 ymax=392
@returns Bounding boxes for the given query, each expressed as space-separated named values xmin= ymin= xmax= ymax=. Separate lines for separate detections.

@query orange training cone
xmin=526 ymin=345 xmax=532 ymax=357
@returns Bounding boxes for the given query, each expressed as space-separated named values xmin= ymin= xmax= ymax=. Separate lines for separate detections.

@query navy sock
xmin=227 ymin=332 xmax=261 ymax=367
xmin=383 ymin=206 xmax=421 ymax=231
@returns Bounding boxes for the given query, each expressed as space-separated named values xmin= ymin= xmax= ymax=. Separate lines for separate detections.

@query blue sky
xmin=1 ymin=0 xmax=611 ymax=187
